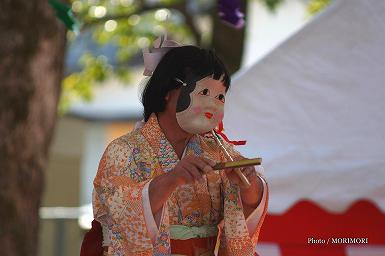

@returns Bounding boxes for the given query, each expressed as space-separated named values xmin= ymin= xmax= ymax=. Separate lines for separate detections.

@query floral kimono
xmin=92 ymin=114 xmax=269 ymax=255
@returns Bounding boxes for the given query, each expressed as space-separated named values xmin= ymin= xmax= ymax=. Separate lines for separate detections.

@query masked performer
xmin=90 ymin=37 xmax=269 ymax=256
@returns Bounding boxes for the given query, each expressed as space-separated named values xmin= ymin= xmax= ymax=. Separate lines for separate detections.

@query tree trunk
xmin=0 ymin=1 xmax=66 ymax=255
xmin=211 ymin=0 xmax=247 ymax=75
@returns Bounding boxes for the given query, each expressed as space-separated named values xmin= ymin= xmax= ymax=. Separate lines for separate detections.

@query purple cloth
xmin=218 ymin=0 xmax=245 ymax=29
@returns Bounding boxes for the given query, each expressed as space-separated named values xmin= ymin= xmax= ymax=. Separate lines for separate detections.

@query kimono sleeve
xmin=93 ymin=140 xmax=154 ymax=253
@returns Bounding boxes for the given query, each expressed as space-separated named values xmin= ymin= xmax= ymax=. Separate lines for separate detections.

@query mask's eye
xmin=198 ymin=88 xmax=210 ymax=96
xmin=215 ymin=94 xmax=225 ymax=103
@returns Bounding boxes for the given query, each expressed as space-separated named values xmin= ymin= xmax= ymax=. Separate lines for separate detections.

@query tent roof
xmin=224 ymin=0 xmax=385 ymax=213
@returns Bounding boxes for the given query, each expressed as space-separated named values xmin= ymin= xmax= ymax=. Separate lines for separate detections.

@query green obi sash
xmin=169 ymin=225 xmax=218 ymax=240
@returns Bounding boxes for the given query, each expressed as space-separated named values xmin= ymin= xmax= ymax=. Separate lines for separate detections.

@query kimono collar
xmin=141 ymin=113 xmax=166 ymax=154
xmin=140 ymin=113 xmax=201 ymax=158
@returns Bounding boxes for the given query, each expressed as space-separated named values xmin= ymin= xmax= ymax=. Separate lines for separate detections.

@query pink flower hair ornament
xmin=142 ymin=34 xmax=183 ymax=76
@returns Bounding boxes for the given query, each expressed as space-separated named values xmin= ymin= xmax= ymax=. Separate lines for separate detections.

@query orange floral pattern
xmin=93 ymin=114 xmax=268 ymax=255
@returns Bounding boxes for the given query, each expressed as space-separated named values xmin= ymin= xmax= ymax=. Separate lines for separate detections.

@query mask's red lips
xmin=204 ymin=112 xmax=213 ymax=119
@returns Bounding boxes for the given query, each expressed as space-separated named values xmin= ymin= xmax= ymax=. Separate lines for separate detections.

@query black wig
xmin=141 ymin=45 xmax=231 ymax=121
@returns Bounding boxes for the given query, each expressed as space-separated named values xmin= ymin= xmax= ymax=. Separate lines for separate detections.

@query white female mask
xmin=175 ymin=74 xmax=227 ymax=134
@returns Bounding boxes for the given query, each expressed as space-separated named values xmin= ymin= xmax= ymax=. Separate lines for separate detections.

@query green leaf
xmin=307 ymin=0 xmax=331 ymax=15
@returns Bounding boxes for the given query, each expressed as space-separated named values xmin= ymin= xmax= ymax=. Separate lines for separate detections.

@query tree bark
xmin=0 ymin=1 xmax=66 ymax=255
xmin=211 ymin=0 xmax=247 ymax=75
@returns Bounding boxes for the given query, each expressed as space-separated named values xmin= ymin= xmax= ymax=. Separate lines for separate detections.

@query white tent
xmin=224 ymin=0 xmax=385 ymax=255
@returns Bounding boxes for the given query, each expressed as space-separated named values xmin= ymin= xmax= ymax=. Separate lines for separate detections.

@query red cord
xmin=213 ymin=121 xmax=246 ymax=146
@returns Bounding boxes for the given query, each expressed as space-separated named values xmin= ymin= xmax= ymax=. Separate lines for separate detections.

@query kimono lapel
xmin=200 ymin=137 xmax=255 ymax=255
xmin=139 ymin=114 xmax=176 ymax=255
xmin=141 ymin=114 xmax=179 ymax=173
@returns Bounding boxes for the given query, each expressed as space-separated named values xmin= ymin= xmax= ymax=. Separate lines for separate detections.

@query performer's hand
xmin=225 ymin=157 xmax=264 ymax=208
xmin=171 ymin=155 xmax=216 ymax=186
xmin=225 ymin=163 xmax=257 ymax=189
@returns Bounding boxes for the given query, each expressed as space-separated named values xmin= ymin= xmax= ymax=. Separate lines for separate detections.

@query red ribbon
xmin=213 ymin=121 xmax=246 ymax=145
